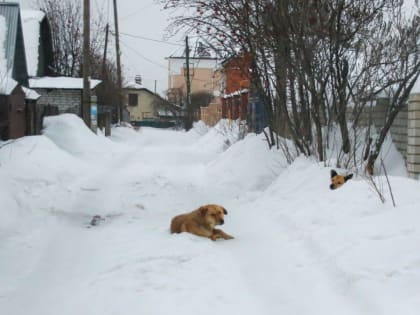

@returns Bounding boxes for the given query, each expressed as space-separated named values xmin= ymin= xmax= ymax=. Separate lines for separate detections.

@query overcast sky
xmin=16 ymin=0 xmax=182 ymax=96
xmin=14 ymin=0 xmax=419 ymax=97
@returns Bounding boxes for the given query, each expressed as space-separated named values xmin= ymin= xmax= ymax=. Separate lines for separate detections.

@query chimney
xmin=135 ymin=75 xmax=142 ymax=85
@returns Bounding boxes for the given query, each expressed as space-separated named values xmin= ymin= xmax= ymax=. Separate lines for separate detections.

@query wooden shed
xmin=0 ymin=80 xmax=26 ymax=140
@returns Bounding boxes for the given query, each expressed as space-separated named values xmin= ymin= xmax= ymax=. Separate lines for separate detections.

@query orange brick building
xmin=167 ymin=55 xmax=221 ymax=104
xmin=222 ymin=54 xmax=252 ymax=94
xmin=220 ymin=54 xmax=252 ymax=122
xmin=167 ymin=50 xmax=253 ymax=126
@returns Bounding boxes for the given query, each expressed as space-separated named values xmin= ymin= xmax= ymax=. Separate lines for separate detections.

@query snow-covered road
xmin=1 ymin=114 xmax=420 ymax=315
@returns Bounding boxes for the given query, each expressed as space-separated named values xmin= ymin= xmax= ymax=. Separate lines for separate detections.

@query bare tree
xmin=364 ymin=10 xmax=420 ymax=174
xmin=33 ymin=0 xmax=123 ymax=120
xmin=34 ymin=0 xmax=108 ymax=77
xmin=161 ymin=0 xmax=419 ymax=174
xmin=34 ymin=0 xmax=83 ymax=76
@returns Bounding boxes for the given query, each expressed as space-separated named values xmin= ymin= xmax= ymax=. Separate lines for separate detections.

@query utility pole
xmin=185 ymin=36 xmax=192 ymax=129
xmin=113 ymin=0 xmax=123 ymax=122
xmin=82 ymin=0 xmax=91 ymax=127
xmin=102 ymin=23 xmax=109 ymax=80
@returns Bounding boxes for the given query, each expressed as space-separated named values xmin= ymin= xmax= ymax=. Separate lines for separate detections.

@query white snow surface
xmin=22 ymin=86 xmax=40 ymax=100
xmin=1 ymin=114 xmax=420 ymax=315
xmin=125 ymin=81 xmax=144 ymax=89
xmin=0 ymin=15 xmax=17 ymax=95
xmin=29 ymin=76 xmax=102 ymax=89
xmin=0 ymin=15 xmax=7 ymax=75
xmin=21 ymin=10 xmax=45 ymax=77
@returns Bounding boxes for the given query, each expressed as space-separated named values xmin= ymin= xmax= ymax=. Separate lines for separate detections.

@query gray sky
xmin=16 ymin=0 xmax=182 ymax=96
xmin=113 ymin=0 xmax=183 ymax=95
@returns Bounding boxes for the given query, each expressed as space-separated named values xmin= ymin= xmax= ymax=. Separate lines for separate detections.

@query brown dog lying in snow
xmin=170 ymin=204 xmax=234 ymax=241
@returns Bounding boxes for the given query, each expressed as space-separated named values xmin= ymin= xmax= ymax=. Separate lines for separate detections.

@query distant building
xmin=219 ymin=53 xmax=267 ymax=133
xmin=124 ymin=81 xmax=181 ymax=127
xmin=199 ymin=54 xmax=253 ymax=127
xmin=166 ymin=45 xmax=222 ymax=106
xmin=221 ymin=54 xmax=251 ymax=94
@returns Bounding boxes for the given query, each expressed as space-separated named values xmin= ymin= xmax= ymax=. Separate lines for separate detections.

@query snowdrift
xmin=0 ymin=135 xmax=89 ymax=233
xmin=1 ymin=114 xmax=419 ymax=315
xmin=43 ymin=114 xmax=122 ymax=159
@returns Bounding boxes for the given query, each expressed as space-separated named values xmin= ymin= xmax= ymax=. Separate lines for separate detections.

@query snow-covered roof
xmin=0 ymin=14 xmax=16 ymax=95
xmin=125 ymin=82 xmax=144 ymax=89
xmin=0 ymin=14 xmax=8 ymax=81
xmin=29 ymin=76 xmax=102 ymax=90
xmin=223 ymin=89 xmax=249 ymax=98
xmin=0 ymin=77 xmax=18 ymax=95
xmin=22 ymin=86 xmax=40 ymax=100
xmin=21 ymin=10 xmax=45 ymax=77
xmin=0 ymin=2 xmax=29 ymax=87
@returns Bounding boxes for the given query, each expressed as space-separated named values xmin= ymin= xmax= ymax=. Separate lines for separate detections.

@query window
xmin=128 ymin=93 xmax=138 ymax=106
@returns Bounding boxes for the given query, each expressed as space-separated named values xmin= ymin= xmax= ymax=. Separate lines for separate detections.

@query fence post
xmin=407 ymin=92 xmax=420 ymax=179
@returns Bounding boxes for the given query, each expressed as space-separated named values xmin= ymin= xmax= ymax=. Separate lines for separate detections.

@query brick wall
xmin=201 ymin=99 xmax=222 ymax=126
xmin=223 ymin=54 xmax=252 ymax=94
xmin=407 ymin=93 xmax=420 ymax=178
xmin=347 ymin=98 xmax=408 ymax=160
xmin=391 ymin=106 xmax=408 ymax=158
xmin=35 ymin=88 xmax=83 ymax=115
xmin=168 ymin=68 xmax=222 ymax=99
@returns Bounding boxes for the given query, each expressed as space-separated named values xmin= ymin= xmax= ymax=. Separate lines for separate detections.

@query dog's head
xmin=330 ymin=169 xmax=353 ymax=190
xmin=199 ymin=204 xmax=228 ymax=227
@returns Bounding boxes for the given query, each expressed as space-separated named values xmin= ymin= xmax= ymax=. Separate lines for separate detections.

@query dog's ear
xmin=199 ymin=206 xmax=208 ymax=216
xmin=344 ymin=174 xmax=353 ymax=181
xmin=222 ymin=207 xmax=228 ymax=215
xmin=331 ymin=169 xmax=338 ymax=178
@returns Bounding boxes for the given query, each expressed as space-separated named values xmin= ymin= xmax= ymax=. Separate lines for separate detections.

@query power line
xmin=119 ymin=39 xmax=168 ymax=70
xmin=117 ymin=31 xmax=183 ymax=47
xmin=120 ymin=3 xmax=155 ymax=20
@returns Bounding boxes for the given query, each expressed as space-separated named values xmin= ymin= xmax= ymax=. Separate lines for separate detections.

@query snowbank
xmin=192 ymin=119 xmax=244 ymax=153
xmin=208 ymin=132 xmax=288 ymax=193
xmin=42 ymin=114 xmax=123 ymax=159
xmin=1 ymin=114 xmax=419 ymax=315
xmin=0 ymin=135 xmax=87 ymax=236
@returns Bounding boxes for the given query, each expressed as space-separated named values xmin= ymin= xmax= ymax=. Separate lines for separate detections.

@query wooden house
xmin=0 ymin=3 xmax=52 ymax=140
xmin=0 ymin=3 xmax=28 ymax=139
xmin=124 ymin=81 xmax=181 ymax=127
xmin=0 ymin=79 xmax=26 ymax=140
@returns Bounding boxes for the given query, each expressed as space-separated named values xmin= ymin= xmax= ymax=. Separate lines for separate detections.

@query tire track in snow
xmin=0 ymin=150 xmax=143 ymax=315
xmin=227 ymin=200 xmax=381 ymax=315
